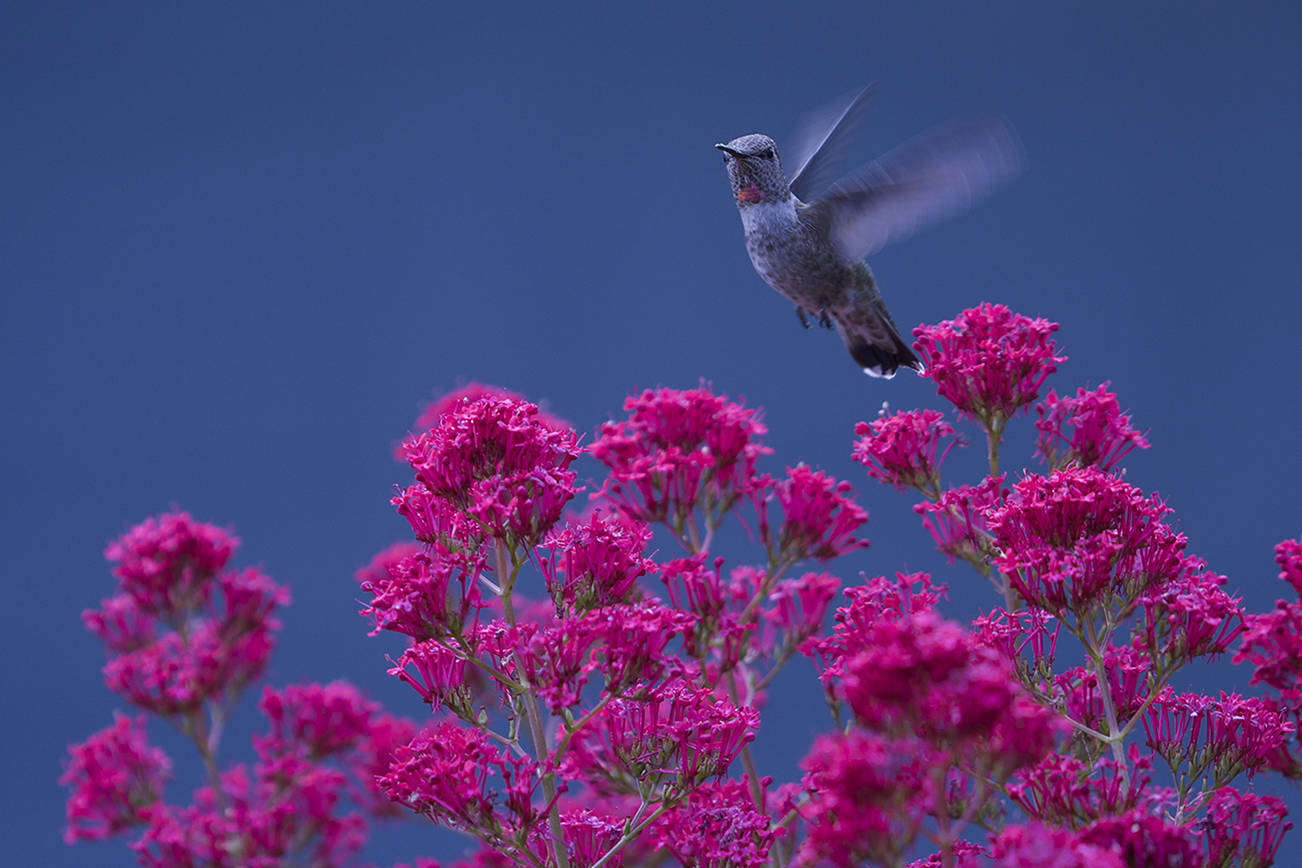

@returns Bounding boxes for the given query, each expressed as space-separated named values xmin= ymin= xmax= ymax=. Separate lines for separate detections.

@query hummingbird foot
xmin=796 ymin=307 xmax=812 ymax=329
xmin=819 ymin=307 xmax=833 ymax=329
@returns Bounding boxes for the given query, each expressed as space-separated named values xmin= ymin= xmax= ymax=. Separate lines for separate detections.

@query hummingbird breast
xmin=740 ymin=199 xmax=854 ymax=311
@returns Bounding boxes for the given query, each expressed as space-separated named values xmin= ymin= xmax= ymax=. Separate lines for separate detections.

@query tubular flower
xmin=912 ymin=303 xmax=1065 ymax=426
xmin=1276 ymin=538 xmax=1302 ymax=596
xmin=914 ymin=475 xmax=1007 ymax=566
xmin=1076 ymin=810 xmax=1203 ymax=868
xmin=1136 ymin=564 xmax=1245 ymax=666
xmin=985 ymin=823 xmax=1125 ymax=868
xmin=378 ymin=720 xmax=542 ymax=843
xmin=563 ymin=678 xmax=757 ymax=794
xmin=853 ymin=408 xmax=963 ymax=494
xmin=257 ymin=682 xmax=380 ymax=760
xmin=61 ymin=713 xmax=171 ymax=843
xmin=1034 ymin=383 xmax=1149 ymax=472
xmin=989 ymin=467 xmax=1186 ymax=618
xmin=1198 ymin=786 xmax=1292 ymax=868
xmin=539 ymin=511 xmax=654 ymax=613
xmin=401 ymin=395 xmax=581 ymax=546
xmin=105 ymin=511 xmax=238 ymax=618
xmin=1008 ymin=748 xmax=1154 ymax=828
xmin=756 ymin=464 xmax=870 ymax=563
xmin=405 ymin=382 xmax=569 ymax=452
xmin=1143 ymin=689 xmax=1293 ymax=784
xmin=359 ymin=548 xmax=484 ymax=640
xmin=588 ymin=384 xmax=770 ymax=527
xmin=649 ymin=779 xmax=781 ymax=868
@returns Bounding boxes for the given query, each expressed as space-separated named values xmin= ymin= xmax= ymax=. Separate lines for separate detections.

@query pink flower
xmin=1008 ymin=748 xmax=1154 ymax=826
xmin=990 ymin=467 xmax=1186 ymax=617
xmin=257 ymin=682 xmax=380 ymax=760
xmin=105 ymin=620 xmax=276 ymax=715
xmin=391 ymin=639 xmax=474 ymax=715
xmin=971 ymin=606 xmax=1060 ymax=675
xmin=539 ymin=511 xmax=654 ymax=613
xmin=354 ymin=541 xmax=423 ymax=586
xmin=1136 ymin=563 xmax=1245 ymax=665
xmin=1276 ymin=538 xmax=1302 ymax=596
xmin=1055 ymin=645 xmax=1151 ymax=733
xmin=914 ymin=475 xmax=1007 ymax=566
xmin=61 ymin=713 xmax=171 ymax=843
xmin=82 ymin=594 xmax=156 ymax=654
xmin=401 ymin=395 xmax=581 ymax=546
xmin=1143 ymin=689 xmax=1293 ymax=781
xmin=134 ymin=761 xmax=366 ymax=868
xmin=986 ymin=823 xmax=1125 ymax=868
xmin=359 ymin=548 xmax=484 ymax=640
xmin=798 ymin=730 xmax=938 ymax=867
xmin=853 ymin=408 xmax=963 ymax=494
xmin=1198 ymin=786 xmax=1292 ymax=867
xmin=650 ymin=779 xmax=780 ymax=868
xmin=379 ymin=720 xmax=542 ymax=843
xmin=1076 ymin=810 xmax=1202 ymax=868
xmin=406 ymin=383 xmax=569 ymax=450
xmin=912 ymin=303 xmax=1065 ymax=426
xmin=1034 ymin=383 xmax=1149 ymax=471
xmin=563 ymin=679 xmax=757 ymax=794
xmin=555 ymin=810 xmax=625 ymax=868
xmin=105 ymin=511 xmax=238 ymax=618
xmin=755 ymin=464 xmax=870 ymax=563
xmin=804 ymin=572 xmax=945 ymax=685
xmin=589 ymin=384 xmax=770 ymax=527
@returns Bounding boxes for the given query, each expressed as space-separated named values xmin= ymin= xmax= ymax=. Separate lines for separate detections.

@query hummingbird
xmin=717 ymin=86 xmax=1021 ymax=377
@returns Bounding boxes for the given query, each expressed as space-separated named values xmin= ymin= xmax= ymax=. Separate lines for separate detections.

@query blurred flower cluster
xmin=65 ymin=304 xmax=1297 ymax=867
xmin=64 ymin=512 xmax=421 ymax=865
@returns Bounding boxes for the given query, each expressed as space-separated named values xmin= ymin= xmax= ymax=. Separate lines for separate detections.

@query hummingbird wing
xmin=786 ymin=84 xmax=877 ymax=203
xmin=807 ymin=117 xmax=1022 ymax=262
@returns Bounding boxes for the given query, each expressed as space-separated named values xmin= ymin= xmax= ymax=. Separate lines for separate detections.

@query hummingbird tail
xmin=839 ymin=322 xmax=925 ymax=379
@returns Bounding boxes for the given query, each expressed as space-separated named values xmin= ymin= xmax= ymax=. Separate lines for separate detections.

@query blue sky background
xmin=4 ymin=3 xmax=1300 ymax=864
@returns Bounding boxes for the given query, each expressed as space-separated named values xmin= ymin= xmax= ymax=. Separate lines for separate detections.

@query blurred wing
xmin=786 ymin=84 xmax=877 ymax=203
xmin=809 ymin=117 xmax=1023 ymax=262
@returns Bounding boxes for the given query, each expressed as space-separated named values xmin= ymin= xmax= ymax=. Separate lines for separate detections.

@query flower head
xmin=589 ymin=384 xmax=769 ymax=528
xmin=1035 ymin=383 xmax=1149 ymax=471
xmin=62 ymin=713 xmax=171 ymax=842
xmin=913 ymin=303 xmax=1065 ymax=426
xmin=105 ymin=512 xmax=238 ymax=618
xmin=853 ymin=408 xmax=963 ymax=494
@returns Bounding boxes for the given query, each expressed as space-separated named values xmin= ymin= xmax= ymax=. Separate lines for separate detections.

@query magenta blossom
xmin=61 ymin=713 xmax=171 ymax=843
xmin=105 ymin=511 xmax=238 ymax=618
xmin=589 ymin=384 xmax=770 ymax=530
xmin=853 ymin=408 xmax=963 ymax=494
xmin=912 ymin=303 xmax=1065 ymax=426
xmin=754 ymin=464 xmax=870 ymax=563
xmin=539 ymin=510 xmax=654 ymax=613
xmin=1034 ymin=383 xmax=1150 ymax=472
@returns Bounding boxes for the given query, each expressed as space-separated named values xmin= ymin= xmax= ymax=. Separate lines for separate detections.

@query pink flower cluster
xmin=66 ymin=513 xmax=418 ymax=867
xmin=589 ymin=384 xmax=770 ymax=534
xmin=853 ymin=408 xmax=963 ymax=495
xmin=1035 ymin=383 xmax=1150 ymax=471
xmin=913 ymin=302 xmax=1065 ymax=428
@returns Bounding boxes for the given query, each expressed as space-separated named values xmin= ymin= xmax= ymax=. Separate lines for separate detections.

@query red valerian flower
xmin=401 ymin=396 xmax=581 ymax=546
xmin=105 ymin=511 xmax=238 ymax=618
xmin=539 ymin=511 xmax=654 ymax=613
xmin=257 ymin=682 xmax=380 ymax=760
xmin=1135 ymin=563 xmax=1245 ymax=666
xmin=912 ymin=303 xmax=1065 ymax=426
xmin=1198 ymin=786 xmax=1292 ymax=868
xmin=990 ymin=467 xmax=1186 ymax=618
xmin=359 ymin=548 xmax=484 ymax=640
xmin=853 ymin=408 xmax=963 ymax=495
xmin=589 ymin=384 xmax=770 ymax=527
xmin=1008 ymin=747 xmax=1155 ymax=827
xmin=649 ymin=779 xmax=781 ymax=868
xmin=406 ymin=382 xmax=569 ymax=449
xmin=1076 ymin=810 xmax=1203 ymax=868
xmin=985 ymin=822 xmax=1125 ymax=868
xmin=1143 ymin=689 xmax=1293 ymax=783
xmin=1034 ymin=383 xmax=1149 ymax=472
xmin=798 ymin=730 xmax=939 ymax=868
xmin=754 ymin=464 xmax=870 ymax=563
xmin=61 ymin=713 xmax=171 ymax=843
xmin=379 ymin=720 xmax=542 ymax=844
xmin=1276 ymin=538 xmax=1302 ymax=596
xmin=914 ymin=475 xmax=1008 ymax=567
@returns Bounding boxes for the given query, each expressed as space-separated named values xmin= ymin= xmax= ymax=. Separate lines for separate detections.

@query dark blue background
xmin=5 ymin=3 xmax=1299 ymax=864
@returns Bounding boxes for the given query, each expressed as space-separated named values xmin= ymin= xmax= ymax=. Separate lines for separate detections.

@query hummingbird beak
xmin=715 ymin=144 xmax=742 ymax=158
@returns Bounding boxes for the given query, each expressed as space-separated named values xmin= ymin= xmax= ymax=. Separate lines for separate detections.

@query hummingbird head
xmin=716 ymin=134 xmax=790 ymax=206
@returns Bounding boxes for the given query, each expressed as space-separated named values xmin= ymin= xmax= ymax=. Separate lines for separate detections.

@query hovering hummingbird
xmin=717 ymin=86 xmax=1021 ymax=377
